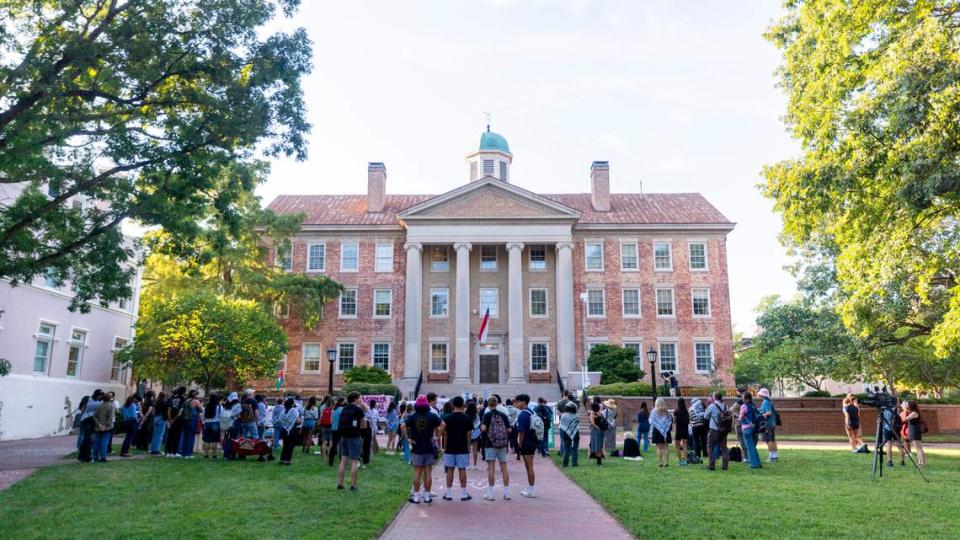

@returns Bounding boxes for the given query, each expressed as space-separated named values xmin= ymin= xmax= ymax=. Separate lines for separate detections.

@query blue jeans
xmin=93 ymin=431 xmax=111 ymax=461
xmin=401 ymin=436 xmax=411 ymax=463
xmin=538 ymin=429 xmax=550 ymax=455
xmin=560 ymin=432 xmax=579 ymax=466
xmin=180 ymin=423 xmax=197 ymax=457
xmin=241 ymin=422 xmax=258 ymax=440
xmin=637 ymin=429 xmax=650 ymax=452
xmin=742 ymin=428 xmax=761 ymax=467
xmin=150 ymin=416 xmax=167 ymax=453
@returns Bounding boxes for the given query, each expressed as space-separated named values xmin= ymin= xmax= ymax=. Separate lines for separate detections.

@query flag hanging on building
xmin=275 ymin=369 xmax=285 ymax=390
xmin=478 ymin=307 xmax=491 ymax=344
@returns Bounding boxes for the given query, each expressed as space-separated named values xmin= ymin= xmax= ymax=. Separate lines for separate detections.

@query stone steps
xmin=408 ymin=382 xmax=562 ymax=402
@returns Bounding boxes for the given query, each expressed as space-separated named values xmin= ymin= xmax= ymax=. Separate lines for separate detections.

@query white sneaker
xmin=483 ymin=488 xmax=495 ymax=501
xmin=521 ymin=487 xmax=536 ymax=498
xmin=503 ymin=490 xmax=511 ymax=500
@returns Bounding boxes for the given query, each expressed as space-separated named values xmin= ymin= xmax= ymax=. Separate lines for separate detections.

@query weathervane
xmin=484 ymin=112 xmax=492 ymax=132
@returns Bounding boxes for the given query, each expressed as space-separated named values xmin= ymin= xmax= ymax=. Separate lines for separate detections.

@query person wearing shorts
xmin=336 ymin=392 xmax=366 ymax=491
xmin=757 ymin=388 xmax=779 ymax=462
xmin=481 ymin=396 xmax=512 ymax=500
xmin=439 ymin=396 xmax=473 ymax=501
xmin=514 ymin=394 xmax=538 ymax=498
xmin=402 ymin=395 xmax=441 ymax=504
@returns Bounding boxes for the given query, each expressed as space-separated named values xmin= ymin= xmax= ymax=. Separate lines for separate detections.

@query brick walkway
xmin=0 ymin=435 xmax=77 ymax=491
xmin=380 ymin=452 xmax=633 ymax=540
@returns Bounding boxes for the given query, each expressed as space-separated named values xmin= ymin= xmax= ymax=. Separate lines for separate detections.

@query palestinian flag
xmin=478 ymin=307 xmax=491 ymax=344
xmin=275 ymin=369 xmax=285 ymax=390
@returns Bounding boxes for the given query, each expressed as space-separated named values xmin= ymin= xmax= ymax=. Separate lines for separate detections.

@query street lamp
xmin=326 ymin=347 xmax=337 ymax=397
xmin=646 ymin=346 xmax=658 ymax=402
xmin=579 ymin=292 xmax=590 ymax=399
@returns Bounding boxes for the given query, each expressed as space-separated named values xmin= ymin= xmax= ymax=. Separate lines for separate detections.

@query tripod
xmin=871 ymin=406 xmax=928 ymax=482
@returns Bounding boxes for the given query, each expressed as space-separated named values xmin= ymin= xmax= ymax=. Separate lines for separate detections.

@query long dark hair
xmin=204 ymin=394 xmax=219 ymax=419
xmin=387 ymin=401 xmax=397 ymax=413
xmin=306 ymin=396 xmax=317 ymax=410
xmin=284 ymin=397 xmax=295 ymax=410
xmin=465 ymin=401 xmax=478 ymax=420
xmin=123 ymin=394 xmax=138 ymax=407
xmin=639 ymin=401 xmax=648 ymax=412
xmin=675 ymin=397 xmax=689 ymax=423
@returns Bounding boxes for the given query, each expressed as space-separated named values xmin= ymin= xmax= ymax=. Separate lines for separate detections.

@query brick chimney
xmin=367 ymin=162 xmax=386 ymax=213
xmin=590 ymin=161 xmax=610 ymax=212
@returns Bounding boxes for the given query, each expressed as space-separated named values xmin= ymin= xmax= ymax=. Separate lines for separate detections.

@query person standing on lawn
xmin=739 ymin=392 xmax=762 ymax=469
xmin=278 ymin=397 xmax=301 ymax=466
xmin=319 ymin=396 xmax=334 ymax=459
xmin=92 ymin=392 xmax=116 ymax=462
xmin=329 ymin=397 xmax=345 ymax=466
xmin=301 ymin=397 xmax=319 ymax=454
xmin=588 ymin=402 xmax=606 ymax=465
xmin=602 ymin=399 xmax=617 ymax=456
xmin=481 ymin=396 xmax=512 ymax=500
xmin=164 ymin=387 xmax=185 ymax=457
xmin=757 ymin=388 xmax=779 ymax=462
xmin=238 ymin=389 xmax=259 ymax=440
xmin=201 ymin=394 xmax=222 ymax=459
xmin=337 ymin=392 xmax=367 ymax=490
xmin=178 ymin=392 xmax=202 ymax=459
xmin=689 ymin=398 xmax=708 ymax=459
xmin=149 ymin=391 xmax=168 ymax=455
xmin=843 ymin=394 xmax=865 ymax=453
xmin=514 ymin=394 xmax=538 ymax=498
xmin=673 ymin=397 xmax=690 ymax=465
xmin=559 ymin=402 xmax=580 ymax=467
xmin=439 ymin=396 xmax=473 ymax=501
xmin=650 ymin=398 xmax=673 ymax=467
xmin=256 ymin=394 xmax=269 ymax=440
xmin=635 ymin=401 xmax=651 ymax=453
xmin=361 ymin=399 xmax=377 ymax=465
xmin=705 ymin=392 xmax=729 ymax=471
xmin=118 ymin=394 xmax=142 ymax=457
xmin=902 ymin=400 xmax=926 ymax=467
xmin=403 ymin=395 xmax=442 ymax=504
xmin=135 ymin=391 xmax=155 ymax=452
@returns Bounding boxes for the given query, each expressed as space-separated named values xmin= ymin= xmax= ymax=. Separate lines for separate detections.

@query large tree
xmin=763 ymin=1 xmax=960 ymax=356
xmin=0 ymin=0 xmax=311 ymax=309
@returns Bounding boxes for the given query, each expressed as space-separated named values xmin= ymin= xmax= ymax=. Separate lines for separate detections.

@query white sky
xmin=260 ymin=0 xmax=800 ymax=334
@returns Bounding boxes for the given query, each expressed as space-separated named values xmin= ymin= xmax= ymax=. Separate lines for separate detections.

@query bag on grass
xmin=729 ymin=446 xmax=743 ymax=462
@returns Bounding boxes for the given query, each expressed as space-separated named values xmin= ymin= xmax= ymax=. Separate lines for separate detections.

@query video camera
xmin=860 ymin=385 xmax=898 ymax=409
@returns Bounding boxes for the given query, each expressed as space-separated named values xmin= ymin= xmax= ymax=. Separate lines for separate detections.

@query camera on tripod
xmin=860 ymin=385 xmax=897 ymax=409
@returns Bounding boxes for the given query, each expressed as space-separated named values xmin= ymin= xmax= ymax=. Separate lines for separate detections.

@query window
xmin=273 ymin=301 xmax=290 ymax=319
xmin=308 ymin=243 xmax=326 ymax=271
xmin=620 ymin=243 xmax=639 ymax=270
xmin=430 ymin=342 xmax=449 ymax=372
xmin=66 ymin=329 xmax=86 ymax=377
xmin=653 ymin=242 xmax=672 ymax=271
xmin=337 ymin=342 xmax=356 ymax=372
xmin=44 ymin=270 xmax=58 ymax=289
xmin=431 ymin=246 xmax=449 ymax=272
xmin=689 ymin=242 xmax=708 ymax=271
xmin=655 ymin=288 xmax=675 ymax=317
xmin=622 ymin=288 xmax=641 ymax=317
xmin=587 ymin=289 xmax=605 ymax=317
xmin=275 ymin=242 xmax=292 ymax=271
xmin=529 ymin=245 xmax=546 ymax=270
xmin=623 ymin=342 xmax=642 ymax=370
xmin=302 ymin=343 xmax=321 ymax=373
xmin=430 ymin=288 xmax=449 ymax=317
xmin=529 ymin=288 xmax=548 ymax=317
xmin=33 ymin=322 xmax=56 ymax=373
xmin=339 ymin=289 xmax=358 ymax=318
xmin=470 ymin=161 xmax=478 ymax=181
xmin=585 ymin=242 xmax=603 ymax=270
xmin=659 ymin=342 xmax=677 ymax=372
xmin=480 ymin=245 xmax=498 ymax=271
xmin=373 ymin=289 xmax=392 ymax=318
xmin=692 ymin=288 xmax=711 ymax=317
xmin=483 ymin=159 xmax=494 ymax=176
xmin=588 ymin=340 xmax=608 ymax=353
xmin=373 ymin=343 xmax=390 ymax=371
xmin=340 ymin=242 xmax=359 ymax=272
xmin=47 ymin=182 xmax=60 ymax=198
xmin=695 ymin=342 xmax=714 ymax=373
xmin=499 ymin=161 xmax=509 ymax=181
xmin=118 ymin=297 xmax=129 ymax=312
xmin=111 ymin=337 xmax=128 ymax=381
xmin=375 ymin=243 xmax=393 ymax=272
xmin=480 ymin=288 xmax=499 ymax=317
xmin=530 ymin=342 xmax=548 ymax=372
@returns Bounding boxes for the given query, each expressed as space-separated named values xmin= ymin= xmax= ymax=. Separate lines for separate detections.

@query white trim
xmin=584 ymin=241 xmax=604 ymax=271
xmin=691 ymin=287 xmax=712 ymax=318
xmin=694 ymin=341 xmax=715 ymax=374
xmin=430 ymin=245 xmax=450 ymax=273
xmin=529 ymin=341 xmax=549 ymax=373
xmin=65 ymin=326 xmax=89 ymax=379
xmin=622 ymin=341 xmax=643 ymax=369
xmin=373 ymin=288 xmax=392 ymax=319
xmin=340 ymin=241 xmax=359 ymax=273
xmin=619 ymin=241 xmax=639 ymax=271
xmin=336 ymin=341 xmax=357 ymax=373
xmin=274 ymin=242 xmax=293 ymax=272
xmin=527 ymin=244 xmax=548 ymax=272
xmin=479 ymin=287 xmax=499 ymax=318
xmin=372 ymin=342 xmax=391 ymax=372
xmin=654 ymin=287 xmax=676 ymax=318
xmin=301 ymin=342 xmax=322 ymax=374
xmin=621 ymin=287 xmax=641 ymax=318
xmin=657 ymin=340 xmax=679 ymax=373
xmin=429 ymin=288 xmax=450 ymax=318
xmin=653 ymin=241 xmax=673 ymax=272
xmin=429 ymin=341 xmax=450 ymax=373
xmin=339 ymin=288 xmax=358 ymax=319
xmin=307 ymin=242 xmax=327 ymax=272
xmin=33 ymin=319 xmax=58 ymax=376
xmin=110 ymin=336 xmax=130 ymax=383
xmin=529 ymin=287 xmax=549 ymax=318
xmin=688 ymin=240 xmax=709 ymax=272
xmin=586 ymin=288 xmax=605 ymax=318
xmin=375 ymin=243 xmax=394 ymax=273
xmin=479 ymin=244 xmax=498 ymax=272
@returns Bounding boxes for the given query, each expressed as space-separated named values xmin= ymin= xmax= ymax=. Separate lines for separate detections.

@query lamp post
xmin=326 ymin=347 xmax=337 ymax=397
xmin=579 ymin=292 xmax=590 ymax=399
xmin=647 ymin=346 xmax=658 ymax=403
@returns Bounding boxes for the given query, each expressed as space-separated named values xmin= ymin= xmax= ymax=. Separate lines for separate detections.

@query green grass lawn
xmin=556 ymin=447 xmax=960 ymax=539
xmin=0 ymin=452 xmax=411 ymax=540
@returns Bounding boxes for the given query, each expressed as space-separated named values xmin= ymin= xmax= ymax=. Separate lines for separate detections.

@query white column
xmin=506 ymin=242 xmax=525 ymax=384
xmin=453 ymin=242 xmax=472 ymax=383
xmin=555 ymin=242 xmax=576 ymax=378
xmin=403 ymin=243 xmax=423 ymax=381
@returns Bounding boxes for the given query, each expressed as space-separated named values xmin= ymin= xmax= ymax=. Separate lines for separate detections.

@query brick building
xmin=265 ymin=128 xmax=735 ymax=398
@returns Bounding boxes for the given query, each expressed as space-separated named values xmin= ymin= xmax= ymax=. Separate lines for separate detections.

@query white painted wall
xmin=0 ymin=374 xmax=127 ymax=440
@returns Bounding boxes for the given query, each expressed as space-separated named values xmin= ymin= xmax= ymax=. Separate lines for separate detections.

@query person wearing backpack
xmin=738 ymin=392 xmax=762 ymax=469
xmin=558 ymin=402 xmax=580 ymax=467
xmin=588 ymin=401 xmax=607 ymax=465
xmin=514 ymin=394 xmax=539 ymax=498
xmin=481 ymin=396 xmax=513 ymax=500
xmin=178 ymin=392 xmax=202 ymax=458
xmin=702 ymin=393 xmax=727 ymax=470
xmin=239 ymin=388 xmax=259 ymax=440
xmin=534 ymin=397 xmax=553 ymax=457
xmin=689 ymin=398 xmax=708 ymax=459
xmin=757 ymin=389 xmax=779 ymax=462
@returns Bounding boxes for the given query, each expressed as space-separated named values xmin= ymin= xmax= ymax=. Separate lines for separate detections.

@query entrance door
xmin=479 ymin=354 xmax=499 ymax=384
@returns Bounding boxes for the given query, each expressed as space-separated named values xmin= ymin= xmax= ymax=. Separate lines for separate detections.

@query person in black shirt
xmin=165 ymin=387 xmax=186 ymax=456
xmin=402 ymin=395 xmax=442 ymax=504
xmin=336 ymin=392 xmax=367 ymax=491
xmin=439 ymin=396 xmax=473 ymax=501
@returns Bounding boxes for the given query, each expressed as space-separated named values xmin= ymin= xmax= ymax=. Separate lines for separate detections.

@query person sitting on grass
xmin=650 ymin=398 xmax=673 ymax=467
xmin=622 ymin=432 xmax=643 ymax=460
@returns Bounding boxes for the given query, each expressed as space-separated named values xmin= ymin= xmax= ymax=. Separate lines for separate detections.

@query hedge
xmin=586 ymin=382 xmax=670 ymax=397
xmin=803 ymin=390 xmax=832 ymax=398
xmin=340 ymin=382 xmax=401 ymax=401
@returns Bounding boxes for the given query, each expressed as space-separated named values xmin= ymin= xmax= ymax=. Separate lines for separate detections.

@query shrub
xmin=586 ymin=382 xmax=669 ymax=397
xmin=340 ymin=382 xmax=401 ymax=402
xmin=587 ymin=344 xmax=643 ymax=384
xmin=344 ymin=366 xmax=392 ymax=384
xmin=0 ymin=358 xmax=10 ymax=377
xmin=803 ymin=390 xmax=831 ymax=398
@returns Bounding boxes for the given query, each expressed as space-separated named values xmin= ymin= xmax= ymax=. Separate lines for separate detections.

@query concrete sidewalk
xmin=0 ymin=435 xmax=77 ymax=491
xmin=380 ymin=452 xmax=633 ymax=540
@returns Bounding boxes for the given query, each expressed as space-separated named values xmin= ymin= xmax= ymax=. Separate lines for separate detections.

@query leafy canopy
xmin=0 ymin=0 xmax=311 ymax=310
xmin=344 ymin=366 xmax=392 ymax=384
xmin=587 ymin=344 xmax=643 ymax=384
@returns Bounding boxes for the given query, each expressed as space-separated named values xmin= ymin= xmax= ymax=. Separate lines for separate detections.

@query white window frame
xmin=66 ymin=327 xmax=89 ymax=378
xmin=529 ymin=287 xmax=549 ymax=318
xmin=336 ymin=342 xmax=356 ymax=373
xmin=622 ymin=288 xmax=641 ymax=318
xmin=585 ymin=242 xmax=604 ymax=271
xmin=655 ymin=287 xmax=676 ymax=318
xmin=480 ymin=245 xmax=498 ymax=272
xmin=689 ymin=241 xmax=709 ymax=272
xmin=340 ymin=242 xmax=359 ymax=273
xmin=431 ymin=246 xmax=450 ymax=272
xmin=301 ymin=343 xmax=322 ymax=373
xmin=620 ymin=242 xmax=639 ymax=271
xmin=529 ymin=342 xmax=549 ymax=372
xmin=373 ymin=288 xmax=392 ymax=319
xmin=695 ymin=341 xmax=715 ymax=373
xmin=339 ymin=288 xmax=358 ymax=319
xmin=479 ymin=287 xmax=499 ymax=318
xmin=586 ymin=288 xmax=605 ymax=318
xmin=429 ymin=342 xmax=449 ymax=373
xmin=692 ymin=288 xmax=712 ymax=318
xmin=482 ymin=159 xmax=495 ymax=176
xmin=33 ymin=320 xmax=58 ymax=375
xmin=275 ymin=242 xmax=293 ymax=272
xmin=659 ymin=341 xmax=678 ymax=373
xmin=587 ymin=339 xmax=609 ymax=354
xmin=375 ymin=243 xmax=393 ymax=273
xmin=653 ymin=241 xmax=673 ymax=272
xmin=307 ymin=242 xmax=326 ymax=272
xmin=372 ymin=342 xmax=391 ymax=372
xmin=623 ymin=341 xmax=643 ymax=370
xmin=430 ymin=288 xmax=449 ymax=318
xmin=528 ymin=245 xmax=547 ymax=271
xmin=111 ymin=337 xmax=129 ymax=382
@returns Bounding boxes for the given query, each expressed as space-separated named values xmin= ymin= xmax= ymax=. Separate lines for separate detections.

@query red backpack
xmin=320 ymin=407 xmax=333 ymax=426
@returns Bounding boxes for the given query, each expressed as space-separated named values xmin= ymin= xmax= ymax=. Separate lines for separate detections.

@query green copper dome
xmin=479 ymin=130 xmax=510 ymax=154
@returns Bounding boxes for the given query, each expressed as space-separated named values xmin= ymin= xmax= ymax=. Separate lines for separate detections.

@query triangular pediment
xmin=398 ymin=177 xmax=580 ymax=221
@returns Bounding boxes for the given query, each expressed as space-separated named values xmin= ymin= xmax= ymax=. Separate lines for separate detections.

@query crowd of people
xmin=842 ymin=393 xmax=928 ymax=466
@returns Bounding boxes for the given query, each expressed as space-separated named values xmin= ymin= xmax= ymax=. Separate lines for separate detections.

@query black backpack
xmin=729 ymin=446 xmax=743 ymax=462
xmin=718 ymin=406 xmax=734 ymax=435
xmin=594 ymin=412 xmax=609 ymax=432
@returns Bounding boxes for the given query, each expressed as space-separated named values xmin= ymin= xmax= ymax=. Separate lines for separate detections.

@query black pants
xmin=280 ymin=428 xmax=297 ymax=463
xmin=361 ymin=426 xmax=372 ymax=464
xmin=135 ymin=415 xmax=153 ymax=451
xmin=693 ymin=424 xmax=709 ymax=457
xmin=165 ymin=419 xmax=182 ymax=455
xmin=328 ymin=431 xmax=341 ymax=466
xmin=77 ymin=418 xmax=96 ymax=462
